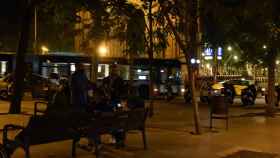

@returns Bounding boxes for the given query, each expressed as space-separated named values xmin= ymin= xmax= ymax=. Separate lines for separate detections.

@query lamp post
xmin=34 ymin=7 xmax=38 ymax=54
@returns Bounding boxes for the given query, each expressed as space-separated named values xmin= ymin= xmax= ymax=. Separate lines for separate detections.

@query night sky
xmin=0 ymin=1 xmax=23 ymax=26
xmin=0 ymin=1 xmax=24 ymax=51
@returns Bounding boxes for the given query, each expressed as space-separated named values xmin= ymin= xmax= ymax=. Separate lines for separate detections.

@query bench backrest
xmin=209 ymin=96 xmax=229 ymax=115
xmin=16 ymin=115 xmax=79 ymax=145
xmin=91 ymin=108 xmax=148 ymax=134
xmin=125 ymin=108 xmax=148 ymax=130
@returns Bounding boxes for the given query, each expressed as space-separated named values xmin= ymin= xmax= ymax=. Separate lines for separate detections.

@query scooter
xmin=241 ymin=88 xmax=256 ymax=106
xmin=222 ymin=87 xmax=235 ymax=104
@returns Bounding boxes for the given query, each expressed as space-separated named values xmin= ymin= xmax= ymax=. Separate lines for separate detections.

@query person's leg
xmin=112 ymin=129 xmax=125 ymax=148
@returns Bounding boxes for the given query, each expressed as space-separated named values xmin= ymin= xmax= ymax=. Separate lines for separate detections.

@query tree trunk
xmin=266 ymin=49 xmax=277 ymax=115
xmin=148 ymin=0 xmax=154 ymax=117
xmin=213 ymin=48 xmax=218 ymax=82
xmin=187 ymin=62 xmax=202 ymax=134
xmin=91 ymin=48 xmax=98 ymax=82
xmin=9 ymin=1 xmax=33 ymax=114
xmin=190 ymin=0 xmax=201 ymax=134
xmin=128 ymin=53 xmax=134 ymax=94
xmin=161 ymin=0 xmax=202 ymax=133
xmin=188 ymin=0 xmax=202 ymax=134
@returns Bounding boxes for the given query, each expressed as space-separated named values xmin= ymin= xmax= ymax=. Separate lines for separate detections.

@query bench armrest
xmin=3 ymin=124 xmax=25 ymax=143
xmin=34 ymin=101 xmax=48 ymax=116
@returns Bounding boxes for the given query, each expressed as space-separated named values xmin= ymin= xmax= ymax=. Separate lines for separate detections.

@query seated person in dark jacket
xmin=101 ymin=64 xmax=125 ymax=110
xmin=102 ymin=64 xmax=126 ymax=147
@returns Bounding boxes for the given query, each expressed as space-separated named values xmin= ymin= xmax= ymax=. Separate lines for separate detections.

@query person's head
xmin=50 ymin=73 xmax=59 ymax=80
xmin=76 ymin=63 xmax=85 ymax=72
xmin=109 ymin=63 xmax=119 ymax=76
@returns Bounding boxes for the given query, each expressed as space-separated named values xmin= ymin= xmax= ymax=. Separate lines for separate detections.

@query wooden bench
xmin=2 ymin=99 xmax=148 ymax=158
xmin=81 ymin=108 xmax=149 ymax=158
xmin=1 ymin=100 xmax=84 ymax=158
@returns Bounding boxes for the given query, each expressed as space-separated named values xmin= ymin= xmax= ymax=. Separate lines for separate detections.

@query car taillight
xmin=221 ymin=88 xmax=225 ymax=94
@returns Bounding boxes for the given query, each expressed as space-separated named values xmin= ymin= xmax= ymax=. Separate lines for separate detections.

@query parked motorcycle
xmin=184 ymin=85 xmax=192 ymax=103
xmin=222 ymin=83 xmax=235 ymax=104
xmin=241 ymin=87 xmax=256 ymax=106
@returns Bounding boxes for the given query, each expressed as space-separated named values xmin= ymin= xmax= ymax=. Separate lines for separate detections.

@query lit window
xmin=98 ymin=65 xmax=102 ymax=73
xmin=1 ymin=61 xmax=7 ymax=75
xmin=53 ymin=64 xmax=58 ymax=73
xmin=70 ymin=64 xmax=76 ymax=72
xmin=139 ymin=75 xmax=147 ymax=80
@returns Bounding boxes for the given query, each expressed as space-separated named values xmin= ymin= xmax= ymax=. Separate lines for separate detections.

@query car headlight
xmin=181 ymin=88 xmax=185 ymax=93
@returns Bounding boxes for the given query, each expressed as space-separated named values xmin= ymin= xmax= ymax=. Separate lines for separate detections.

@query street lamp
xmin=98 ymin=45 xmax=108 ymax=56
xmin=227 ymin=46 xmax=232 ymax=51
xmin=190 ymin=58 xmax=196 ymax=64
xmin=233 ymin=55 xmax=238 ymax=61
xmin=263 ymin=45 xmax=267 ymax=49
xmin=41 ymin=46 xmax=49 ymax=54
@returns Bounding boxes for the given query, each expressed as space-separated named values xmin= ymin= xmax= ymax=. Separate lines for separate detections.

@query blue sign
xmin=205 ymin=48 xmax=213 ymax=56
xmin=217 ymin=47 xmax=223 ymax=56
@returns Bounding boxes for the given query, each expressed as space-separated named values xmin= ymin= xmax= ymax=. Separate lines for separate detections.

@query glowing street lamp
xmin=190 ymin=58 xmax=200 ymax=65
xmin=263 ymin=45 xmax=267 ymax=49
xmin=227 ymin=46 xmax=232 ymax=51
xmin=98 ymin=45 xmax=108 ymax=56
xmin=234 ymin=55 xmax=238 ymax=61
xmin=190 ymin=58 xmax=196 ymax=64
xmin=41 ymin=46 xmax=49 ymax=54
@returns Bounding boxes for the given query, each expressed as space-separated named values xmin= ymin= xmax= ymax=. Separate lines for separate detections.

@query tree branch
xmin=165 ymin=14 xmax=190 ymax=59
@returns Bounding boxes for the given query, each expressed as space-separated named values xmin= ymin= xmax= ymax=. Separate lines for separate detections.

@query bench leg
xmin=94 ymin=139 xmax=100 ymax=158
xmin=226 ymin=117 xmax=229 ymax=131
xmin=23 ymin=146 xmax=30 ymax=158
xmin=72 ymin=138 xmax=79 ymax=157
xmin=142 ymin=129 xmax=147 ymax=150
xmin=210 ymin=116 xmax=213 ymax=129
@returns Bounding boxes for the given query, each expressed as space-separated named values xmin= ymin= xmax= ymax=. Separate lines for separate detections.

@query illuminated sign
xmin=217 ymin=47 xmax=223 ymax=56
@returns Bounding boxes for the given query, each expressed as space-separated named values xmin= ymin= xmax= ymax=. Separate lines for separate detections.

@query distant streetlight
xmin=276 ymin=60 xmax=280 ymax=65
xmin=190 ymin=58 xmax=196 ymax=64
xmin=98 ymin=45 xmax=108 ymax=56
xmin=227 ymin=46 xmax=232 ymax=51
xmin=41 ymin=46 xmax=49 ymax=54
xmin=233 ymin=55 xmax=238 ymax=61
xmin=263 ymin=45 xmax=267 ymax=49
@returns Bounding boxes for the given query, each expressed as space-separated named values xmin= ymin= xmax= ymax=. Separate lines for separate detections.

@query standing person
xmin=48 ymin=72 xmax=60 ymax=102
xmin=102 ymin=64 xmax=126 ymax=147
xmin=70 ymin=63 xmax=91 ymax=109
xmin=102 ymin=64 xmax=125 ymax=107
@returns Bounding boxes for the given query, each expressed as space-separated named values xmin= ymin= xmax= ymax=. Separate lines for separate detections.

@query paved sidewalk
xmin=0 ymin=98 xmax=280 ymax=158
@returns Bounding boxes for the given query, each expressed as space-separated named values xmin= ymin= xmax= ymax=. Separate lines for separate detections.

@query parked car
xmin=204 ymin=79 xmax=256 ymax=105
xmin=0 ymin=74 xmax=13 ymax=100
xmin=29 ymin=74 xmax=51 ymax=99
